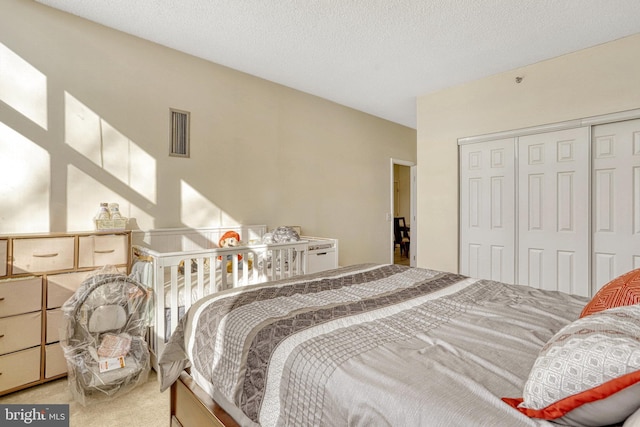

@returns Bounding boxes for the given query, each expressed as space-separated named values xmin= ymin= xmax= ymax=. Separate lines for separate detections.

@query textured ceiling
xmin=35 ymin=0 xmax=640 ymax=128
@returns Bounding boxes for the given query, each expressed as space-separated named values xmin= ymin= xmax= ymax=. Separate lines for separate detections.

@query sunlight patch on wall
xmin=180 ymin=180 xmax=235 ymax=228
xmin=0 ymin=44 xmax=47 ymax=130
xmin=0 ymin=122 xmax=50 ymax=233
xmin=67 ymin=165 xmax=126 ymax=231
xmin=64 ymin=91 xmax=156 ymax=204
xmin=66 ymin=164 xmax=155 ymax=231
xmin=101 ymin=120 xmax=129 ymax=183
xmin=65 ymin=92 xmax=102 ymax=165
xmin=129 ymin=140 xmax=156 ymax=204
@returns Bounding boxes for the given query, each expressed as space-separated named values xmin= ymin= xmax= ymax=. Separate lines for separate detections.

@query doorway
xmin=390 ymin=159 xmax=416 ymax=266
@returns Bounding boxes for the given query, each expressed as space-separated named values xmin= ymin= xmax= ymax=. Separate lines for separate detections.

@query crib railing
xmin=131 ymin=240 xmax=309 ymax=369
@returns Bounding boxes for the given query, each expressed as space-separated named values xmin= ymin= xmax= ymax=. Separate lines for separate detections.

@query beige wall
xmin=416 ymin=33 xmax=640 ymax=273
xmin=0 ymin=0 xmax=416 ymax=266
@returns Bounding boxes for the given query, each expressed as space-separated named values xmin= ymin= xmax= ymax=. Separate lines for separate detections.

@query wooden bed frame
xmin=171 ymin=371 xmax=239 ymax=427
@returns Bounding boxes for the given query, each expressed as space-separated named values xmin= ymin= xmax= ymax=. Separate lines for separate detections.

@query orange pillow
xmin=580 ymin=268 xmax=640 ymax=317
xmin=503 ymin=304 xmax=640 ymax=426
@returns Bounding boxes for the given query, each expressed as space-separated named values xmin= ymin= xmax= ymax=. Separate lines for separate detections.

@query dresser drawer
xmin=47 ymin=271 xmax=89 ymax=309
xmin=12 ymin=237 xmax=75 ymax=274
xmin=46 ymin=309 xmax=63 ymax=344
xmin=0 ymin=240 xmax=7 ymax=277
xmin=0 ymin=277 xmax=42 ymax=317
xmin=78 ymin=235 xmax=128 ymax=268
xmin=0 ymin=312 xmax=41 ymax=355
xmin=45 ymin=343 xmax=67 ymax=378
xmin=0 ymin=347 xmax=41 ymax=392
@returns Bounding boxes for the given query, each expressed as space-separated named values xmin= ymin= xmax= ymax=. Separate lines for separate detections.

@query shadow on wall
xmin=0 ymin=42 xmax=236 ymax=244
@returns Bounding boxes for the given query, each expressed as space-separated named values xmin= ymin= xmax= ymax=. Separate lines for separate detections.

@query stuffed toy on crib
xmin=219 ymin=230 xmax=252 ymax=273
xmin=259 ymin=226 xmax=301 ymax=270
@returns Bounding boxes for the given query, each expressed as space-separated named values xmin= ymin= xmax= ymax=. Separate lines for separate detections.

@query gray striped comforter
xmin=158 ymin=264 xmax=589 ymax=427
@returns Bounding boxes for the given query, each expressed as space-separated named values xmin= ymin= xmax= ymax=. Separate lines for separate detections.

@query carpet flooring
xmin=0 ymin=370 xmax=169 ymax=427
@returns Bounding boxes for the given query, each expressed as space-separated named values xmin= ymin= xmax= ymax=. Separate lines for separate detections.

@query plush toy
xmin=218 ymin=230 xmax=252 ymax=272
xmin=178 ymin=259 xmax=192 ymax=275
xmin=271 ymin=226 xmax=301 ymax=243
xmin=219 ymin=231 xmax=241 ymax=251
xmin=260 ymin=226 xmax=301 ymax=270
xmin=178 ymin=258 xmax=210 ymax=275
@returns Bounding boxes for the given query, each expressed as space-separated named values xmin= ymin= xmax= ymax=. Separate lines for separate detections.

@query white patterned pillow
xmin=503 ymin=304 xmax=640 ymax=427
xmin=625 ymin=407 xmax=640 ymax=427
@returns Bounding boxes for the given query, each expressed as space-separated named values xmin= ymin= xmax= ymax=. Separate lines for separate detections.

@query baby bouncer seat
xmin=60 ymin=268 xmax=152 ymax=405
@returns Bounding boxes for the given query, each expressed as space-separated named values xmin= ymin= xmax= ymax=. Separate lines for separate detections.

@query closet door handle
xmin=33 ymin=253 xmax=59 ymax=258
xmin=94 ymin=249 xmax=116 ymax=254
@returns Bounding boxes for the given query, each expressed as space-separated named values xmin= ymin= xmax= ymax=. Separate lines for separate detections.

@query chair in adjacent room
xmin=394 ymin=217 xmax=410 ymax=258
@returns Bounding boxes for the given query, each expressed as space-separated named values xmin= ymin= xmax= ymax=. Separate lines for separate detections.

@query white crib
xmin=130 ymin=225 xmax=309 ymax=368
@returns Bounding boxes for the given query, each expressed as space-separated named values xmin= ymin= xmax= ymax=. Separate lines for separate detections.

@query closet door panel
xmin=460 ymin=138 xmax=515 ymax=283
xmin=518 ymin=128 xmax=590 ymax=296
xmin=592 ymin=119 xmax=640 ymax=292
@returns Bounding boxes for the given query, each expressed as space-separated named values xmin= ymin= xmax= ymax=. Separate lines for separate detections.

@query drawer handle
xmin=33 ymin=252 xmax=59 ymax=258
xmin=316 ymin=252 xmax=328 ymax=256
xmin=0 ymin=334 xmax=4 ymax=339
xmin=0 ymin=297 xmax=4 ymax=301
xmin=94 ymin=249 xmax=116 ymax=254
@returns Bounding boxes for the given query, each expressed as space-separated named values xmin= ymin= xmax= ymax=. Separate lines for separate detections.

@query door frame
xmin=390 ymin=158 xmax=417 ymax=266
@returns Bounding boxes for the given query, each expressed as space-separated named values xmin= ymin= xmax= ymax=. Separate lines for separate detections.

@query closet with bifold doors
xmin=459 ymin=113 xmax=640 ymax=298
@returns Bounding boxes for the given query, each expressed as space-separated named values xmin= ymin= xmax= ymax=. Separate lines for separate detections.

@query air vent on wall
xmin=170 ymin=108 xmax=190 ymax=157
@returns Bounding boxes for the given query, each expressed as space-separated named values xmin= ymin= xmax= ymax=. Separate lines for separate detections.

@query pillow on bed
xmin=502 ymin=304 xmax=640 ymax=427
xmin=580 ymin=268 xmax=640 ymax=318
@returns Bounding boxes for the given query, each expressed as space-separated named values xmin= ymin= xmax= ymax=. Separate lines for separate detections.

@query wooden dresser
xmin=0 ymin=230 xmax=130 ymax=396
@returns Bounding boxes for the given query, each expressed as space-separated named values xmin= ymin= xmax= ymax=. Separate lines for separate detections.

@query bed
xmin=130 ymin=225 xmax=312 ymax=367
xmin=157 ymin=263 xmax=640 ymax=427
